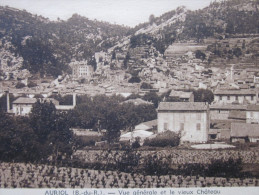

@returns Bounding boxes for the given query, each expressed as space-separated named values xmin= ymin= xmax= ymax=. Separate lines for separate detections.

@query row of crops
xmin=0 ymin=162 xmax=258 ymax=188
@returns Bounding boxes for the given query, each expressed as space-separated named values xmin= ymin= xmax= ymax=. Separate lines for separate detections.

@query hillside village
xmin=0 ymin=0 xmax=259 ymax=189
xmin=1 ymin=34 xmax=259 ymax=144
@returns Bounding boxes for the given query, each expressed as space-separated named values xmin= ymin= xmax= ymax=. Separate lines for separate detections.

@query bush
xmin=143 ymin=131 xmax=180 ymax=147
xmin=75 ymin=135 xmax=102 ymax=148
xmin=131 ymin=137 xmax=141 ymax=149
xmin=128 ymin=76 xmax=141 ymax=83
xmin=27 ymin=81 xmax=37 ymax=88
xmin=140 ymin=82 xmax=153 ymax=89
xmin=15 ymin=82 xmax=26 ymax=89
xmin=206 ymin=157 xmax=243 ymax=178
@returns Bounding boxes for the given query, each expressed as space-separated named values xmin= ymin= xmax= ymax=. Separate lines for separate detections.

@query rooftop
xmin=210 ymin=104 xmax=247 ymax=110
xmin=246 ymin=105 xmax=259 ymax=111
xmin=231 ymin=123 xmax=259 ymax=137
xmin=214 ymin=89 xmax=256 ymax=95
xmin=12 ymin=97 xmax=37 ymax=104
xmin=169 ymin=90 xmax=193 ymax=98
xmin=158 ymin=102 xmax=208 ymax=111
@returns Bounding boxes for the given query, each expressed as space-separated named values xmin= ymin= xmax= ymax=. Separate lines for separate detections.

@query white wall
xmin=13 ymin=104 xmax=33 ymax=116
xmin=246 ymin=111 xmax=259 ymax=124
xmin=158 ymin=111 xmax=208 ymax=143
xmin=215 ymin=95 xmax=257 ymax=104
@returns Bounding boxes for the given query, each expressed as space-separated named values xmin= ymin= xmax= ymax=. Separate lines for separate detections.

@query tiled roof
xmin=158 ymin=102 xmax=208 ymax=111
xmin=12 ymin=97 xmax=37 ymax=104
xmin=136 ymin=119 xmax=157 ymax=129
xmin=210 ymin=104 xmax=247 ymax=110
xmin=214 ymin=89 xmax=256 ymax=95
xmin=246 ymin=105 xmax=259 ymax=111
xmin=231 ymin=123 xmax=259 ymax=137
xmin=228 ymin=110 xmax=246 ymax=120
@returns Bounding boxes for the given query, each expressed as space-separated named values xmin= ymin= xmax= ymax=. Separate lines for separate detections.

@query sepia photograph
xmin=0 ymin=0 xmax=259 ymax=194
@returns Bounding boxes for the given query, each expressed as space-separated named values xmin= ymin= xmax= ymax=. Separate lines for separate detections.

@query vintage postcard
xmin=0 ymin=0 xmax=258 ymax=194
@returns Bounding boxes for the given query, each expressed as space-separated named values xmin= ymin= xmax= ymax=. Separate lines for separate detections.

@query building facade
xmin=214 ymin=89 xmax=257 ymax=104
xmin=12 ymin=97 xmax=37 ymax=116
xmin=157 ymin=102 xmax=209 ymax=143
xmin=70 ymin=60 xmax=94 ymax=78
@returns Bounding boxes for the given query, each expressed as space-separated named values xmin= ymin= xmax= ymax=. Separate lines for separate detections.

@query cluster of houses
xmin=156 ymin=87 xmax=259 ymax=144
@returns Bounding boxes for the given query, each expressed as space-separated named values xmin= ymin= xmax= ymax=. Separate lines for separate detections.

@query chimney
xmin=5 ymin=90 xmax=10 ymax=113
xmin=73 ymin=93 xmax=76 ymax=107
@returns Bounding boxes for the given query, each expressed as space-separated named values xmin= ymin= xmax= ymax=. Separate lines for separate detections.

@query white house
xmin=70 ymin=60 xmax=94 ymax=78
xmin=12 ymin=97 xmax=37 ymax=116
xmin=157 ymin=102 xmax=209 ymax=143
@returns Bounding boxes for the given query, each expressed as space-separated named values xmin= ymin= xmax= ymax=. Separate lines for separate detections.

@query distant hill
xmin=125 ymin=0 xmax=259 ymax=52
xmin=0 ymin=6 xmax=129 ymax=77
xmin=0 ymin=0 xmax=258 ymax=77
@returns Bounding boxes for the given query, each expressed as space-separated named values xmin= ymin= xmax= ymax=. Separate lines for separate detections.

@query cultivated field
xmin=0 ymin=162 xmax=258 ymax=188
xmin=74 ymin=148 xmax=259 ymax=165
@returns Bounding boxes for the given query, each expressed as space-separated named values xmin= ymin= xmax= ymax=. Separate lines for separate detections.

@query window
xmin=197 ymin=113 xmax=201 ymax=120
xmin=219 ymin=96 xmax=222 ymax=100
xmin=164 ymin=123 xmax=168 ymax=130
xmin=235 ymin=96 xmax=238 ymax=101
xmin=180 ymin=123 xmax=184 ymax=131
xmin=227 ymin=96 xmax=230 ymax=100
xmin=251 ymin=95 xmax=254 ymax=101
xmin=196 ymin=123 xmax=201 ymax=131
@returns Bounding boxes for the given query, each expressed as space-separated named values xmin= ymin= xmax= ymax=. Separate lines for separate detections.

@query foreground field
xmin=74 ymin=147 xmax=259 ymax=165
xmin=0 ymin=162 xmax=258 ymax=188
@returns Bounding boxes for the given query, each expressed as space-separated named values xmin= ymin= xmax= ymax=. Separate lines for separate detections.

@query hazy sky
xmin=1 ymin=0 xmax=214 ymax=27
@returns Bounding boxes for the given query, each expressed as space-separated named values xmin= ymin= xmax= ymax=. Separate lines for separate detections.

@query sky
xmin=0 ymin=0 xmax=214 ymax=27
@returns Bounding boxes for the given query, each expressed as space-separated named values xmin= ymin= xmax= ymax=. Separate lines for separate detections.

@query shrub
xmin=206 ymin=157 xmax=243 ymax=178
xmin=15 ymin=82 xmax=26 ymax=89
xmin=128 ymin=76 xmax=141 ymax=83
xmin=143 ymin=131 xmax=180 ymax=147
xmin=75 ymin=135 xmax=102 ymax=148
xmin=140 ymin=82 xmax=153 ymax=89
xmin=27 ymin=81 xmax=37 ymax=88
xmin=131 ymin=137 xmax=141 ymax=149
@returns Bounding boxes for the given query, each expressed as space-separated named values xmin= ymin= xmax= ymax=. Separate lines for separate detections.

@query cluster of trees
xmin=68 ymin=95 xmax=157 ymax=142
xmin=0 ymin=101 xmax=73 ymax=163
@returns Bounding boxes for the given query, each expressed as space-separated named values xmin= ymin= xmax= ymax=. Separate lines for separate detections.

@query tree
xmin=123 ymin=52 xmax=130 ymax=69
xmin=193 ymin=89 xmax=214 ymax=104
xmin=29 ymin=100 xmax=73 ymax=163
xmin=0 ymin=110 xmax=41 ymax=162
xmin=27 ymin=81 xmax=37 ymax=88
xmin=233 ymin=47 xmax=242 ymax=58
xmin=140 ymin=82 xmax=153 ymax=89
xmin=15 ymin=82 xmax=26 ymax=89
xmin=149 ymin=14 xmax=156 ymax=25
xmin=143 ymin=92 xmax=161 ymax=108
xmin=89 ymin=56 xmax=97 ymax=71
xmin=195 ymin=50 xmax=206 ymax=61
xmin=128 ymin=76 xmax=141 ymax=83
